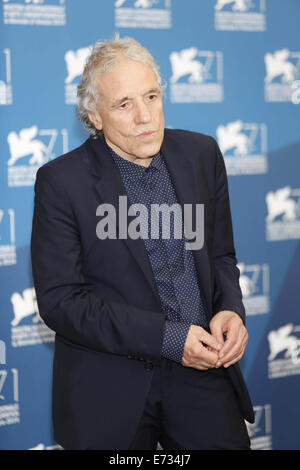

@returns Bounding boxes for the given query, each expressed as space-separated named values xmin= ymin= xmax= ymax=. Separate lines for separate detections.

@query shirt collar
xmin=106 ymin=140 xmax=164 ymax=181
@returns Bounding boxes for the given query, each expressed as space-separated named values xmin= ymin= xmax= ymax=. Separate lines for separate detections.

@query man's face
xmin=89 ymin=58 xmax=165 ymax=162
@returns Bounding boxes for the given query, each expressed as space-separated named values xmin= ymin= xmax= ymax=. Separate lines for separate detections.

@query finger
xmin=221 ymin=332 xmax=248 ymax=366
xmin=182 ymin=356 xmax=209 ymax=371
xmin=220 ymin=337 xmax=242 ymax=363
xmin=200 ymin=346 xmax=220 ymax=367
xmin=219 ymin=322 xmax=245 ymax=358
xmin=198 ymin=328 xmax=223 ymax=352
xmin=182 ymin=354 xmax=211 ymax=371
xmin=223 ymin=348 xmax=246 ymax=368
xmin=185 ymin=342 xmax=219 ymax=369
xmin=209 ymin=320 xmax=225 ymax=347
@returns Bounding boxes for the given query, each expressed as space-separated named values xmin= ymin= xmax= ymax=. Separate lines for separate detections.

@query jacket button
xmin=145 ymin=361 xmax=153 ymax=371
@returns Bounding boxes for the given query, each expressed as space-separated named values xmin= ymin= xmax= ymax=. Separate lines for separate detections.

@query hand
xmin=209 ymin=310 xmax=248 ymax=368
xmin=182 ymin=325 xmax=223 ymax=371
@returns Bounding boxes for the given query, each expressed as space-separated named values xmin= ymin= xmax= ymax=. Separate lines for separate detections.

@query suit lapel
xmin=86 ymin=131 xmax=212 ymax=314
xmin=87 ymin=136 xmax=162 ymax=307
xmin=161 ymin=132 xmax=212 ymax=315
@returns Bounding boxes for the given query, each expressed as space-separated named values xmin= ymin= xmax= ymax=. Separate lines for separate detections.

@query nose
xmin=134 ymin=100 xmax=151 ymax=125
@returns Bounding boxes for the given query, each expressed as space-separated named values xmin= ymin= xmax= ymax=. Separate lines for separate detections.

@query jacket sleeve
xmin=30 ymin=165 xmax=166 ymax=364
xmin=211 ymin=139 xmax=246 ymax=324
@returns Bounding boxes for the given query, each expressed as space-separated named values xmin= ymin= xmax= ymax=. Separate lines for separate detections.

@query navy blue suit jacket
xmin=31 ymin=128 xmax=254 ymax=450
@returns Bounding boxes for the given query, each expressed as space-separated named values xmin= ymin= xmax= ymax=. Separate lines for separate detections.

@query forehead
xmin=96 ymin=58 xmax=159 ymax=102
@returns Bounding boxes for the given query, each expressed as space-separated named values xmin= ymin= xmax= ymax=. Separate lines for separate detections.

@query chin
xmin=140 ymin=148 xmax=160 ymax=159
xmin=142 ymin=140 xmax=163 ymax=158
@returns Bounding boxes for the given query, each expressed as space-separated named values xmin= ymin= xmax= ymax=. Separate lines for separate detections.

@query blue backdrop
xmin=1 ymin=0 xmax=300 ymax=450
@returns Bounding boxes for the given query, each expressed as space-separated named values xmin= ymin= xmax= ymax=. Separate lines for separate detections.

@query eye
xmin=147 ymin=94 xmax=157 ymax=101
xmin=119 ymin=101 xmax=129 ymax=109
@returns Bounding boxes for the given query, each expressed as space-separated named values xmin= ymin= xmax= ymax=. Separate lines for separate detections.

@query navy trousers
xmin=129 ymin=359 xmax=251 ymax=450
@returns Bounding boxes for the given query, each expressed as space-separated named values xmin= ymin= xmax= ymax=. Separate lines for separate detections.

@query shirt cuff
xmin=161 ymin=320 xmax=191 ymax=364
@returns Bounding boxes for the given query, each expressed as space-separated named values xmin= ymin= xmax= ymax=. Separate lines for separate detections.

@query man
xmin=31 ymin=36 xmax=254 ymax=450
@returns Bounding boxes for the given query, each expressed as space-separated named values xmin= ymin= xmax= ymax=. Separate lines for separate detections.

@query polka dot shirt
xmin=108 ymin=144 xmax=209 ymax=364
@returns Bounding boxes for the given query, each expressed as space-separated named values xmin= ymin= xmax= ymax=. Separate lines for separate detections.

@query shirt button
xmin=144 ymin=361 xmax=153 ymax=371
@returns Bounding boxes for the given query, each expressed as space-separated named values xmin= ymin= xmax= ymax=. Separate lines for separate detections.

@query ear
xmin=88 ymin=111 xmax=103 ymax=131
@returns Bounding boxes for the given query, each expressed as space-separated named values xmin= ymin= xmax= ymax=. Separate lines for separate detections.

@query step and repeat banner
xmin=1 ymin=0 xmax=300 ymax=450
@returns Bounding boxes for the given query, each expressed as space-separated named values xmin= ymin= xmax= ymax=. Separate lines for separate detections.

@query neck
xmin=103 ymin=136 xmax=154 ymax=167
xmin=131 ymin=156 xmax=153 ymax=167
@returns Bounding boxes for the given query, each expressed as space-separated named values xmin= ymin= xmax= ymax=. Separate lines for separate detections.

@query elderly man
xmin=31 ymin=36 xmax=254 ymax=450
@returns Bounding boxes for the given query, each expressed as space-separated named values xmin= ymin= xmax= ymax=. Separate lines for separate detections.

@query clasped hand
xmin=181 ymin=311 xmax=248 ymax=371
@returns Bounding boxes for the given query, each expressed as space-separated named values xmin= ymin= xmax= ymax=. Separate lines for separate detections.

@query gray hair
xmin=76 ymin=35 xmax=164 ymax=138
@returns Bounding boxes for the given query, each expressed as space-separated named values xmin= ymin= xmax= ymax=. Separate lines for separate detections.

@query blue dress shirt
xmin=108 ymin=144 xmax=208 ymax=364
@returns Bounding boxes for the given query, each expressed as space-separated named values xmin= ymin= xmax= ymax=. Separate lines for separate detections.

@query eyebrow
xmin=110 ymin=87 xmax=161 ymax=109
